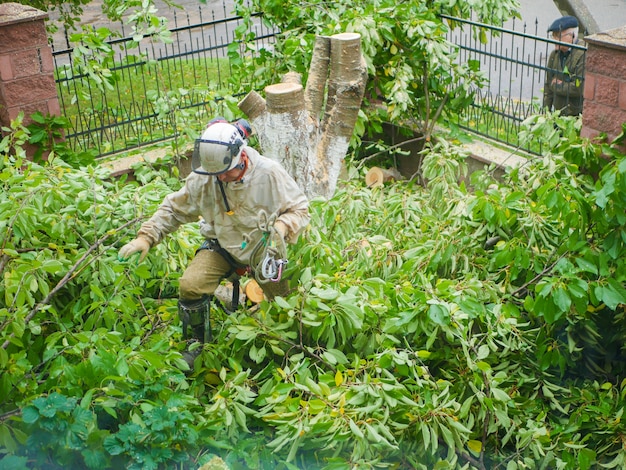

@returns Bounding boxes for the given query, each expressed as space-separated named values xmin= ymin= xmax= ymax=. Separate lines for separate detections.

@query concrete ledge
xmin=101 ymin=145 xmax=192 ymax=179
xmin=462 ymin=139 xmax=530 ymax=171
xmin=100 ymin=135 xmax=530 ymax=187
xmin=0 ymin=3 xmax=48 ymax=26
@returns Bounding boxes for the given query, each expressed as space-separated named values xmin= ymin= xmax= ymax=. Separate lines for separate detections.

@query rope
xmin=248 ymin=210 xmax=288 ymax=284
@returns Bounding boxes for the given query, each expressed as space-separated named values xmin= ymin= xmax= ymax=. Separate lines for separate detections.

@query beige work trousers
xmin=178 ymin=248 xmax=288 ymax=302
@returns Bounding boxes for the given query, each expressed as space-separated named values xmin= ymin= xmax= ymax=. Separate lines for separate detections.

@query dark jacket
xmin=543 ymin=44 xmax=586 ymax=116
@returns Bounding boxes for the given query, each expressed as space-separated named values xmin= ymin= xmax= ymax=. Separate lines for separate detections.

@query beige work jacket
xmin=138 ymin=147 xmax=310 ymax=265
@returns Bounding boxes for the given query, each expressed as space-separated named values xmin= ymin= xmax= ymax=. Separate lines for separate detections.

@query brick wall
xmin=0 ymin=3 xmax=59 ymax=131
xmin=581 ymin=26 xmax=626 ymax=152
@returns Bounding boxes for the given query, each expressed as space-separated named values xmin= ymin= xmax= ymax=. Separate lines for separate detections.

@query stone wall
xmin=581 ymin=26 xmax=626 ymax=152
xmin=0 ymin=3 xmax=59 ymax=132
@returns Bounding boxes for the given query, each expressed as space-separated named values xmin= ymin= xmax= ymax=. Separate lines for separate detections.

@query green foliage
xmin=20 ymin=0 xmax=176 ymax=36
xmin=26 ymin=112 xmax=97 ymax=168
xmin=21 ymin=0 xmax=92 ymax=31
xmin=0 ymin=114 xmax=200 ymax=468
xmin=3 ymin=113 xmax=626 ymax=469
xmin=103 ymin=401 xmax=200 ymax=470
xmin=20 ymin=392 xmax=104 ymax=469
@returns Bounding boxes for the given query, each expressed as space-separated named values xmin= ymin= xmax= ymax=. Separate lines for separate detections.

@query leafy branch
xmin=1 ymin=217 xmax=142 ymax=350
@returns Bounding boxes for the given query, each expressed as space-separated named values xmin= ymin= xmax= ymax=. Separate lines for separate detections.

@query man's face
xmin=552 ymin=30 xmax=575 ymax=51
xmin=217 ymin=166 xmax=243 ymax=182
xmin=217 ymin=151 xmax=247 ymax=182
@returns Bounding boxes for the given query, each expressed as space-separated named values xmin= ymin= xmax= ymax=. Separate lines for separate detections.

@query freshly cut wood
xmin=245 ymin=279 xmax=265 ymax=304
xmin=365 ymin=166 xmax=402 ymax=188
xmin=215 ymin=282 xmax=245 ymax=308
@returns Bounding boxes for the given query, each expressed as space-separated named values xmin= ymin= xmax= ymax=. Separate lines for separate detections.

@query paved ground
xmin=49 ymin=0 xmax=236 ymax=49
xmin=492 ymin=0 xmax=626 ymax=36
xmin=52 ymin=0 xmax=626 ymax=44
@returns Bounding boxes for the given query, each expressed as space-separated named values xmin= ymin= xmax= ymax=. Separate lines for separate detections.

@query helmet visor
xmin=191 ymin=138 xmax=235 ymax=175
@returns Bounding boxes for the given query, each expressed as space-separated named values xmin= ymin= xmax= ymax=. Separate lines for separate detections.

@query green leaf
xmin=428 ymin=302 xmax=450 ymax=325
xmin=477 ymin=344 xmax=490 ymax=360
xmin=553 ymin=287 xmax=571 ymax=312
xmin=0 ymin=424 xmax=17 ymax=453
xmin=311 ymin=287 xmax=340 ymax=301
xmin=578 ymin=447 xmax=597 ymax=470
xmin=575 ymin=258 xmax=598 ymax=274
xmin=21 ymin=406 xmax=39 ymax=424
xmin=349 ymin=419 xmax=364 ymax=439
xmin=41 ymin=259 xmax=64 ymax=274
xmin=274 ymin=296 xmax=292 ymax=309
xmin=468 ymin=439 xmax=482 ymax=455
xmin=597 ymin=283 xmax=626 ymax=309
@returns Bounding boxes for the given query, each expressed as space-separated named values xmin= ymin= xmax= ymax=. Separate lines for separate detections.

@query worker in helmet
xmin=118 ymin=118 xmax=310 ymax=366
xmin=543 ymin=15 xmax=586 ymax=116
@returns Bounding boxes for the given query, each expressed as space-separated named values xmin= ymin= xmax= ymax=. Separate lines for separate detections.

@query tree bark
xmin=238 ymin=32 xmax=367 ymax=200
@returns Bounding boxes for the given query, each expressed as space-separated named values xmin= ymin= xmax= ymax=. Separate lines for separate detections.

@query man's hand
xmin=270 ymin=220 xmax=289 ymax=258
xmin=118 ymin=236 xmax=151 ymax=262
xmin=274 ymin=220 xmax=288 ymax=241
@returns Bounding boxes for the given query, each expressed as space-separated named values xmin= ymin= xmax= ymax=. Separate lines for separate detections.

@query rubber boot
xmin=178 ymin=296 xmax=211 ymax=368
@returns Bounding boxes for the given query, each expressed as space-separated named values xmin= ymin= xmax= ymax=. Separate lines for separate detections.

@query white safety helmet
xmin=191 ymin=122 xmax=246 ymax=175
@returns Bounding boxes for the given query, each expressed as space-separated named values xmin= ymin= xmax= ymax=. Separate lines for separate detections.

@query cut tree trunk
xmin=365 ymin=166 xmax=403 ymax=188
xmin=244 ymin=279 xmax=265 ymax=304
xmin=238 ymin=32 xmax=367 ymax=200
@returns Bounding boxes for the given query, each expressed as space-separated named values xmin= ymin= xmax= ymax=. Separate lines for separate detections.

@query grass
xmin=54 ymin=55 xmax=237 ymax=157
xmin=451 ymin=95 xmax=546 ymax=155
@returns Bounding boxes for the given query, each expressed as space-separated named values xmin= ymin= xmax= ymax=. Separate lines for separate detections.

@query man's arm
xmin=552 ymin=49 xmax=585 ymax=100
xmin=138 ymin=181 xmax=201 ymax=246
xmin=270 ymin=169 xmax=310 ymax=244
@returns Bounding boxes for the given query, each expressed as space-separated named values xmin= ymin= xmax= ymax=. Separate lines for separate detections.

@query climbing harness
xmin=184 ymin=212 xmax=288 ymax=346
xmin=196 ymin=239 xmax=246 ymax=312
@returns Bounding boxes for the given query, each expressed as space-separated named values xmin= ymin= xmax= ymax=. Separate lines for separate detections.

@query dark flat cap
xmin=548 ymin=16 xmax=579 ymax=32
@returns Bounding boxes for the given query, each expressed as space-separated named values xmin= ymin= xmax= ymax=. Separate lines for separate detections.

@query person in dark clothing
xmin=543 ymin=16 xmax=586 ymax=116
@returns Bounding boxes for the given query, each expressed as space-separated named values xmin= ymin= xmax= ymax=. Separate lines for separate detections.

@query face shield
xmin=191 ymin=122 xmax=245 ymax=175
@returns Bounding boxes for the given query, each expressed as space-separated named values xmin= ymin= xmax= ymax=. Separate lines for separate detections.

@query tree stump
xmin=239 ymin=32 xmax=367 ymax=200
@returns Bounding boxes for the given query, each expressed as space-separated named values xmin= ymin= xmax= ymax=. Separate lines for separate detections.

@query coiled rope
xmin=248 ymin=211 xmax=288 ymax=284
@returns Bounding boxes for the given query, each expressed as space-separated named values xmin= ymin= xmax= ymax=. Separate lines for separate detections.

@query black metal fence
xmin=51 ymin=8 xmax=586 ymax=158
xmin=442 ymin=14 xmax=586 ymax=154
xmin=51 ymin=3 xmax=277 ymax=157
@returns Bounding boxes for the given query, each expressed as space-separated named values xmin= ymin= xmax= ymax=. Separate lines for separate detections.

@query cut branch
xmin=1 ymin=217 xmax=143 ymax=350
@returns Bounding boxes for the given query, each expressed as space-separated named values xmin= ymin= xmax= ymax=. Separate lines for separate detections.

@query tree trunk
xmin=238 ymin=32 xmax=367 ymax=200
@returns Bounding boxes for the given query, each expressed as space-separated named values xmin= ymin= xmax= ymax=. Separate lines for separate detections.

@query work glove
xmin=265 ymin=220 xmax=287 ymax=261
xmin=274 ymin=220 xmax=288 ymax=241
xmin=118 ymin=236 xmax=151 ymax=262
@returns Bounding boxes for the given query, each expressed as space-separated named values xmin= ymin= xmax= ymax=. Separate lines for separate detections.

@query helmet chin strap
xmin=216 ymin=152 xmax=250 ymax=215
